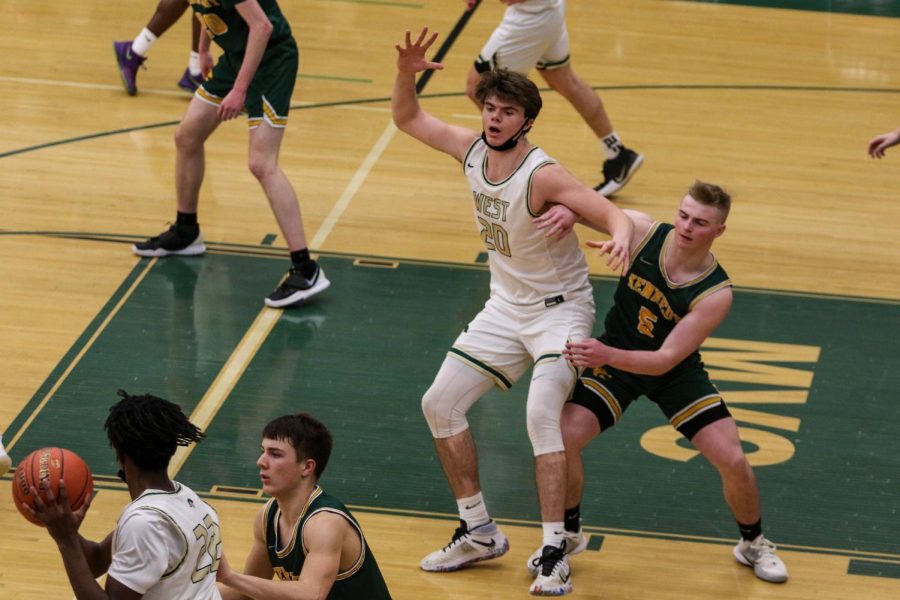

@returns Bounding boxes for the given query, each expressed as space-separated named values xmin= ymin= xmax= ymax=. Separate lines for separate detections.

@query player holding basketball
xmin=393 ymin=28 xmax=632 ymax=595
xmin=29 ymin=391 xmax=222 ymax=599
xmin=216 ymin=413 xmax=392 ymax=599
xmin=555 ymin=181 xmax=789 ymax=583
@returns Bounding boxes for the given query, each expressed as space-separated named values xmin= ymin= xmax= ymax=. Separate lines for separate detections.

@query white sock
xmin=457 ymin=492 xmax=491 ymax=531
xmin=542 ymin=521 xmax=566 ymax=549
xmin=189 ymin=51 xmax=201 ymax=77
xmin=0 ymin=435 xmax=10 ymax=474
xmin=600 ymin=131 xmax=623 ymax=159
xmin=131 ymin=28 xmax=159 ymax=57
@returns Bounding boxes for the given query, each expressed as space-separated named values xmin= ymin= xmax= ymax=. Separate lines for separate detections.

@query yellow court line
xmin=6 ymin=258 xmax=157 ymax=453
xmin=168 ymin=307 xmax=282 ymax=479
xmin=169 ymin=121 xmax=396 ymax=476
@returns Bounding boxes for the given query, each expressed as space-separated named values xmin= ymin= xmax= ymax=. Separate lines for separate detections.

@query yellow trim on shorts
xmin=670 ymin=395 xmax=722 ymax=429
xmin=580 ymin=378 xmax=622 ymax=422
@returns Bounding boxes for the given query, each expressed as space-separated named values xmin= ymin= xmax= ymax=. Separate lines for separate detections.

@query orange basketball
xmin=11 ymin=447 xmax=94 ymax=526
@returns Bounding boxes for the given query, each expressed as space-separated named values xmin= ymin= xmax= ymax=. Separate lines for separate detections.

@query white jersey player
xmin=110 ymin=483 xmax=222 ymax=599
xmin=31 ymin=391 xmax=222 ymax=599
xmin=393 ymin=28 xmax=633 ymax=596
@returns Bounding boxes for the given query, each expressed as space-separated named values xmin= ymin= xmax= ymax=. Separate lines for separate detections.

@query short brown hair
xmin=474 ymin=69 xmax=542 ymax=120
xmin=688 ymin=180 xmax=731 ymax=221
xmin=262 ymin=413 xmax=333 ymax=479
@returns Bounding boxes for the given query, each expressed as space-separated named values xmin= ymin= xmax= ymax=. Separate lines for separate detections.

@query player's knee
xmin=526 ymin=402 xmax=564 ymax=455
xmin=421 ymin=382 xmax=468 ymax=439
xmin=247 ymin=154 xmax=277 ymax=181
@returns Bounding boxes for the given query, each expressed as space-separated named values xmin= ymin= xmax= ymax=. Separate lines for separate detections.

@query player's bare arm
xmin=217 ymin=510 xmax=349 ymax=600
xmin=218 ymin=507 xmax=276 ymax=600
xmin=530 ymin=163 xmax=633 ymax=273
xmin=392 ymin=27 xmax=479 ymax=160
xmin=564 ymin=286 xmax=733 ymax=375
xmin=219 ymin=0 xmax=273 ymax=121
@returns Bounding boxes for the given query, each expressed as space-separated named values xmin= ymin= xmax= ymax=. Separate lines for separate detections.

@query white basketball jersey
xmin=464 ymin=138 xmax=592 ymax=306
xmin=109 ymin=483 xmax=222 ymax=600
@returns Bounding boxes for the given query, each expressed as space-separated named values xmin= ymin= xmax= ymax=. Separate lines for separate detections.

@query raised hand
xmin=395 ymin=27 xmax=444 ymax=74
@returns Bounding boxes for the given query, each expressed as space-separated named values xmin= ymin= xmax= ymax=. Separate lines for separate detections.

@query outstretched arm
xmin=868 ymin=127 xmax=900 ymax=159
xmin=392 ymin=27 xmax=479 ymax=161
xmin=564 ymin=287 xmax=733 ymax=375
xmin=531 ymin=165 xmax=633 ymax=273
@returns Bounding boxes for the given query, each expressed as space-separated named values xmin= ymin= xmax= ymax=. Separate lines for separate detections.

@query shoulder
xmin=302 ymin=508 xmax=356 ymax=549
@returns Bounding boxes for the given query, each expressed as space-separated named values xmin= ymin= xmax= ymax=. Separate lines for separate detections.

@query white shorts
xmin=476 ymin=0 xmax=570 ymax=73
xmin=449 ymin=292 xmax=595 ymax=390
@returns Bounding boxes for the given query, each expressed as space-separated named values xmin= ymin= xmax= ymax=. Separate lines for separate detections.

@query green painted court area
xmin=689 ymin=0 xmax=900 ymax=17
xmin=6 ymin=250 xmax=899 ymax=559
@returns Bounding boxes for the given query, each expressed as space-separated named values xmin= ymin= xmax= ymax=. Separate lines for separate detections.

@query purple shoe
xmin=113 ymin=41 xmax=146 ymax=96
xmin=177 ymin=68 xmax=203 ymax=93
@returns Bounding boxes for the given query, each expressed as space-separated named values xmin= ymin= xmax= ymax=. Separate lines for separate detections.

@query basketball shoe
xmin=133 ymin=225 xmax=206 ymax=257
xmin=595 ymin=147 xmax=644 ymax=196
xmin=113 ymin=41 xmax=146 ymax=96
xmin=529 ymin=542 xmax=573 ymax=596
xmin=526 ymin=528 xmax=587 ymax=575
xmin=733 ymin=535 xmax=789 ymax=583
xmin=420 ymin=520 xmax=509 ymax=572
xmin=265 ymin=263 xmax=330 ymax=308
xmin=177 ymin=69 xmax=203 ymax=93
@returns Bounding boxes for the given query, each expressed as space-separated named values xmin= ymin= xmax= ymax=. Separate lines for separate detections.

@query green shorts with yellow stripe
xmin=197 ymin=38 xmax=299 ymax=128
xmin=570 ymin=354 xmax=731 ymax=440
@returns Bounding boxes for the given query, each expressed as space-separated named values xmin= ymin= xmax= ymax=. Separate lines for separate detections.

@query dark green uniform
xmin=263 ymin=487 xmax=392 ymax=599
xmin=572 ymin=222 xmax=733 ymax=439
xmin=191 ymin=0 xmax=298 ymax=126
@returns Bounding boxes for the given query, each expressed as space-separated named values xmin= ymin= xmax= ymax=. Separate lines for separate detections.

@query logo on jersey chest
xmin=473 ymin=192 xmax=509 ymax=222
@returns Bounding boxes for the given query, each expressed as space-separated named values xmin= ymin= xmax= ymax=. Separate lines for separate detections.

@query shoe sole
xmin=264 ymin=272 xmax=331 ymax=308
xmin=732 ymin=544 xmax=789 ymax=583
xmin=113 ymin=42 xmax=138 ymax=96
xmin=526 ymin=533 xmax=589 ymax=576
xmin=132 ymin=243 xmax=206 ymax=258
xmin=595 ymin=154 xmax=645 ymax=197
xmin=529 ymin=584 xmax=573 ymax=596
xmin=420 ymin=538 xmax=510 ymax=572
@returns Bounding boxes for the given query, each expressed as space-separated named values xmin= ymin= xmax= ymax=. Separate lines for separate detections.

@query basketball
xmin=11 ymin=447 xmax=94 ymax=527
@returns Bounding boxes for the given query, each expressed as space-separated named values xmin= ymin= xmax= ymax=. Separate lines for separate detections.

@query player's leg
xmin=658 ymin=371 xmax=788 ymax=583
xmin=420 ymin=302 xmax=528 ymax=572
xmin=690 ymin=418 xmax=788 ymax=583
xmin=419 ymin=357 xmax=511 ymax=572
xmin=133 ymin=93 xmax=220 ymax=257
xmin=466 ymin=3 xmax=556 ymax=107
xmin=177 ymin=17 xmax=204 ymax=93
xmin=535 ymin=24 xmax=642 ymax=196
xmin=114 ymin=0 xmax=191 ymax=95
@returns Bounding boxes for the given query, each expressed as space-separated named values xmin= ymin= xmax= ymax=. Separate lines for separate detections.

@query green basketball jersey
xmin=190 ymin=0 xmax=293 ymax=55
xmin=263 ymin=487 xmax=392 ymax=599
xmin=602 ymin=222 xmax=731 ymax=363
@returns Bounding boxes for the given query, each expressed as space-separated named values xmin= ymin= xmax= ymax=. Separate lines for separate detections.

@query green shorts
xmin=570 ymin=351 xmax=731 ymax=440
xmin=197 ymin=38 xmax=299 ymax=128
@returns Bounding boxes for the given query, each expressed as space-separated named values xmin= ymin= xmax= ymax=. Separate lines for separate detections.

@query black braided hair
xmin=105 ymin=390 xmax=204 ymax=471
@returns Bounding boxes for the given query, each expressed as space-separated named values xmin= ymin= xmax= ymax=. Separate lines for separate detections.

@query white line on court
xmin=171 ymin=120 xmax=397 ymax=477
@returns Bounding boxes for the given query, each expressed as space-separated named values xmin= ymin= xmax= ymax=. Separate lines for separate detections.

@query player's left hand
xmin=30 ymin=480 xmax=88 ymax=543
xmin=218 ymin=89 xmax=247 ymax=121
xmin=564 ymin=338 xmax=613 ymax=368
xmin=534 ymin=204 xmax=577 ymax=240
xmin=587 ymin=238 xmax=630 ymax=275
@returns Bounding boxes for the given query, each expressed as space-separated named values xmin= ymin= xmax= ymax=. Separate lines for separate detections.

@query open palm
xmin=395 ymin=27 xmax=444 ymax=74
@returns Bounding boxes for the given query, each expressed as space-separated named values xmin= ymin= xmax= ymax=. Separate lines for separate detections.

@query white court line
xmin=311 ymin=120 xmax=397 ymax=248
xmin=6 ymin=259 xmax=158 ymax=452
xmin=171 ymin=119 xmax=397 ymax=477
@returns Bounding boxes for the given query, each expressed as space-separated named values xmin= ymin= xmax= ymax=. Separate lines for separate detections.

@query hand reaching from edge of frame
xmin=868 ymin=128 xmax=900 ymax=159
xmin=533 ymin=204 xmax=577 ymax=240
xmin=396 ymin=28 xmax=444 ymax=75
